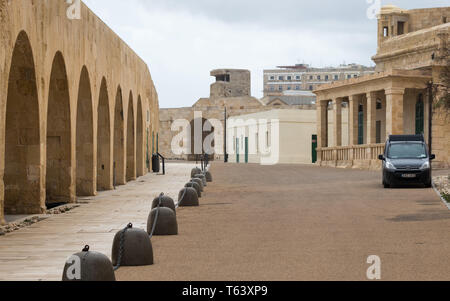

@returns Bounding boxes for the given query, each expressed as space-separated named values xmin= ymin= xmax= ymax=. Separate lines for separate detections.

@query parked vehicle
xmin=378 ymin=135 xmax=436 ymax=188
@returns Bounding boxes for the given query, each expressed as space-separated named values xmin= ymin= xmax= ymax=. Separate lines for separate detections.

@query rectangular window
xmin=270 ymin=76 xmax=275 ymax=80
xmin=295 ymin=86 xmax=300 ymax=90
xmin=309 ymin=85 xmax=313 ymax=90
xmin=376 ymin=121 xmax=381 ymax=144
xmin=296 ymin=76 xmax=301 ymax=80
xmin=270 ymin=86 xmax=275 ymax=91
xmin=397 ymin=22 xmax=405 ymax=35
xmin=325 ymin=75 xmax=329 ymax=81
xmin=309 ymin=75 xmax=313 ymax=80
xmin=278 ymin=86 xmax=283 ymax=91
xmin=317 ymin=75 xmax=321 ymax=80
xmin=287 ymin=86 xmax=292 ymax=90
xmin=278 ymin=76 xmax=284 ymax=80
xmin=334 ymin=75 xmax=339 ymax=80
xmin=383 ymin=27 xmax=389 ymax=37
xmin=287 ymin=76 xmax=292 ymax=80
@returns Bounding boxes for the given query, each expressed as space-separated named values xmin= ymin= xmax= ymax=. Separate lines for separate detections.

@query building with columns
xmin=314 ymin=5 xmax=450 ymax=170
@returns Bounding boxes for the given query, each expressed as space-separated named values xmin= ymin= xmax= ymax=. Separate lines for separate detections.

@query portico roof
xmin=313 ymin=69 xmax=432 ymax=100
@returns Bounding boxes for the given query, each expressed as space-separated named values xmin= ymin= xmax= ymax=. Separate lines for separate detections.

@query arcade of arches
xmin=0 ymin=1 xmax=160 ymax=225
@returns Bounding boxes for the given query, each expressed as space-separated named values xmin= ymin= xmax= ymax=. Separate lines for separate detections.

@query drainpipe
xmin=428 ymin=81 xmax=433 ymax=154
xmin=224 ymin=107 xmax=228 ymax=163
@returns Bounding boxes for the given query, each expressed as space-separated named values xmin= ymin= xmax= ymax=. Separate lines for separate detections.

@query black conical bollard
xmin=62 ymin=246 xmax=116 ymax=281
xmin=194 ymin=174 xmax=207 ymax=187
xmin=191 ymin=167 xmax=202 ymax=178
xmin=147 ymin=207 xmax=178 ymax=236
xmin=178 ymin=187 xmax=199 ymax=207
xmin=112 ymin=223 xmax=153 ymax=267
xmin=205 ymin=171 xmax=213 ymax=182
xmin=185 ymin=182 xmax=201 ymax=197
xmin=191 ymin=178 xmax=204 ymax=192
xmin=151 ymin=195 xmax=176 ymax=213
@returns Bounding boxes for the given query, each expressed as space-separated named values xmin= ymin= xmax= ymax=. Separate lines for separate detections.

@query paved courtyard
xmin=1 ymin=163 xmax=449 ymax=281
xmin=0 ymin=163 xmax=195 ymax=281
xmin=117 ymin=163 xmax=450 ymax=281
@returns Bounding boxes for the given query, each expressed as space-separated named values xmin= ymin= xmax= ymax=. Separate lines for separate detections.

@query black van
xmin=378 ymin=135 xmax=436 ymax=188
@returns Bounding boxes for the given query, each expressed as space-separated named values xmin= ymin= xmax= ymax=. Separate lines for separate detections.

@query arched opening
xmin=415 ymin=94 xmax=425 ymax=135
xmin=46 ymin=52 xmax=72 ymax=205
xmin=113 ymin=87 xmax=125 ymax=186
xmin=126 ymin=93 xmax=136 ymax=181
xmin=4 ymin=31 xmax=42 ymax=214
xmin=188 ymin=118 xmax=215 ymax=161
xmin=136 ymin=97 xmax=144 ymax=177
xmin=97 ymin=78 xmax=111 ymax=191
xmin=76 ymin=67 xmax=94 ymax=196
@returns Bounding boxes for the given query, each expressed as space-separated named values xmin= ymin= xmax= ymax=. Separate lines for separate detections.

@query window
xmin=287 ymin=76 xmax=292 ymax=80
xmin=383 ymin=27 xmax=389 ymax=37
xmin=397 ymin=21 xmax=405 ymax=35
xmin=317 ymin=75 xmax=321 ymax=80
xmin=309 ymin=75 xmax=313 ymax=80
xmin=287 ymin=86 xmax=292 ymax=90
xmin=325 ymin=75 xmax=329 ymax=81
xmin=296 ymin=76 xmax=301 ymax=80
xmin=376 ymin=99 xmax=382 ymax=110
xmin=347 ymin=75 xmax=352 ymax=79
xmin=278 ymin=86 xmax=283 ymax=91
xmin=266 ymin=131 xmax=269 ymax=147
xmin=278 ymin=76 xmax=284 ymax=80
xmin=270 ymin=86 xmax=275 ymax=91
xmin=354 ymin=74 xmax=358 ymax=78
xmin=309 ymin=85 xmax=313 ymax=90
xmin=334 ymin=75 xmax=339 ymax=80
xmin=270 ymin=76 xmax=275 ymax=80
xmin=295 ymin=86 xmax=300 ymax=90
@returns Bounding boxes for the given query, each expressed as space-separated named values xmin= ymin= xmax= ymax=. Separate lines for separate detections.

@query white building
xmin=227 ymin=109 xmax=349 ymax=165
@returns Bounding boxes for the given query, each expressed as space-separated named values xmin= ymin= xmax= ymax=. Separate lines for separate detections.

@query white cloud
xmin=82 ymin=0 xmax=447 ymax=108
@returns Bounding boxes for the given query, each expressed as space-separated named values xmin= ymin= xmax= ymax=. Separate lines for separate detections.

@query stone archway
xmin=126 ymin=93 xmax=136 ymax=181
xmin=76 ymin=66 xmax=94 ymax=196
xmin=97 ymin=78 xmax=111 ymax=191
xmin=4 ymin=31 xmax=42 ymax=214
xmin=136 ymin=97 xmax=144 ymax=177
xmin=46 ymin=52 xmax=72 ymax=205
xmin=114 ymin=87 xmax=125 ymax=186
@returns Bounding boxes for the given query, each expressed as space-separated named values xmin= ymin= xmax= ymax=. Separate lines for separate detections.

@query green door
xmin=245 ymin=137 xmax=249 ymax=164
xmin=236 ymin=138 xmax=239 ymax=163
xmin=358 ymin=105 xmax=364 ymax=145
xmin=312 ymin=135 xmax=317 ymax=163
xmin=415 ymin=97 xmax=424 ymax=135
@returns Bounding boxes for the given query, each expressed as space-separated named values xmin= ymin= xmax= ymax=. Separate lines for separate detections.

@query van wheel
xmin=424 ymin=181 xmax=432 ymax=188
xmin=383 ymin=181 xmax=390 ymax=189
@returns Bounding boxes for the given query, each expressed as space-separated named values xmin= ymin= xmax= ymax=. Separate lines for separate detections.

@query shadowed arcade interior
xmin=97 ymin=78 xmax=112 ymax=191
xmin=4 ymin=31 xmax=42 ymax=214
xmin=126 ymin=93 xmax=136 ymax=181
xmin=76 ymin=66 xmax=94 ymax=196
xmin=46 ymin=52 xmax=72 ymax=205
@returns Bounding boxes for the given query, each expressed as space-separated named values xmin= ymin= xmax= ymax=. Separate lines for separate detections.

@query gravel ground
xmin=116 ymin=163 xmax=450 ymax=281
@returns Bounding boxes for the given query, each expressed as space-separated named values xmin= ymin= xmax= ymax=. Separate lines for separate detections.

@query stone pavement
xmin=0 ymin=163 xmax=195 ymax=281
xmin=117 ymin=163 xmax=450 ymax=281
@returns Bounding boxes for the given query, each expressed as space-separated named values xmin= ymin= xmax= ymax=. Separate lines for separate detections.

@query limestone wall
xmin=0 ymin=0 xmax=159 ymax=224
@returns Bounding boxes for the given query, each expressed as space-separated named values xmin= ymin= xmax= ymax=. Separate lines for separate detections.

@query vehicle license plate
xmin=402 ymin=174 xmax=416 ymax=178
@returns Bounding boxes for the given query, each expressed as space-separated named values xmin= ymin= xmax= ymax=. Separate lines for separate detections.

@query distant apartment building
xmin=263 ymin=64 xmax=376 ymax=96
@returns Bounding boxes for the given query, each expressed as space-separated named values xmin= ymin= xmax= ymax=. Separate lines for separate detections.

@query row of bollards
xmin=62 ymin=164 xmax=213 ymax=281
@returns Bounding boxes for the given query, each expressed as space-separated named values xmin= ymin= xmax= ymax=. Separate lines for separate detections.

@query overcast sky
xmin=83 ymin=0 xmax=449 ymax=108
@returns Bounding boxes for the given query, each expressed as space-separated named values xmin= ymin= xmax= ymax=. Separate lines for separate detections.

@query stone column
xmin=333 ymin=98 xmax=343 ymax=147
xmin=366 ymin=92 xmax=377 ymax=144
xmin=348 ymin=95 xmax=359 ymax=146
xmin=317 ymin=99 xmax=328 ymax=149
xmin=385 ymin=88 xmax=405 ymax=136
